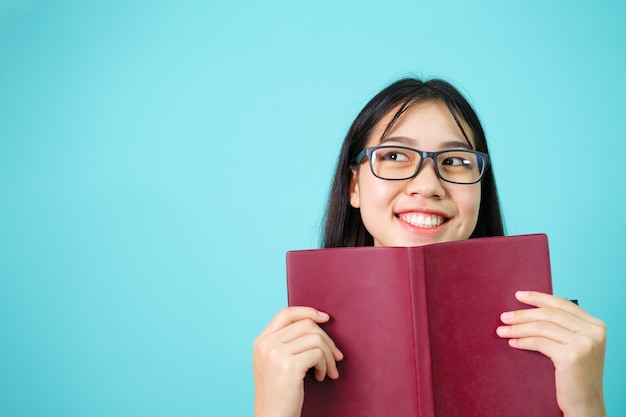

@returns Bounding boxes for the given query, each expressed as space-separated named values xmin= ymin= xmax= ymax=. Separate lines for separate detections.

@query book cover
xmin=286 ymin=234 xmax=562 ymax=417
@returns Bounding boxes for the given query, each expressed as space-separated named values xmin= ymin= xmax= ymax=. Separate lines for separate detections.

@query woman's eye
xmin=381 ymin=151 xmax=410 ymax=162
xmin=442 ymin=156 xmax=471 ymax=167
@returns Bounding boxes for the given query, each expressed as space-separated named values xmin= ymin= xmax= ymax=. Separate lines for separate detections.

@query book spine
xmin=408 ymin=248 xmax=436 ymax=417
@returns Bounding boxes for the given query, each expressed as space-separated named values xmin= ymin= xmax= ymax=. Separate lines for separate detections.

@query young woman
xmin=253 ymin=78 xmax=606 ymax=417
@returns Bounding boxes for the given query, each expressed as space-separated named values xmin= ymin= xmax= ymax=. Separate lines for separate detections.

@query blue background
xmin=1 ymin=1 xmax=624 ymax=415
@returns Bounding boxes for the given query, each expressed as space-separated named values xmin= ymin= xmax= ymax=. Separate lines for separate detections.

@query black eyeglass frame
xmin=353 ymin=145 xmax=490 ymax=185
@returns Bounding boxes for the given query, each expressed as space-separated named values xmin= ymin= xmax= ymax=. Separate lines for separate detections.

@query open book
xmin=287 ymin=234 xmax=562 ymax=417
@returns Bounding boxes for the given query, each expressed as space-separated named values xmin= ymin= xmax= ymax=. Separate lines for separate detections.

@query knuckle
xmin=277 ymin=306 xmax=292 ymax=318
xmin=595 ymin=320 xmax=607 ymax=339
xmin=543 ymin=307 xmax=559 ymax=321
xmin=294 ymin=318 xmax=317 ymax=332
xmin=307 ymin=331 xmax=326 ymax=346
xmin=253 ymin=336 xmax=267 ymax=353
xmin=266 ymin=345 xmax=282 ymax=361
xmin=529 ymin=337 xmax=543 ymax=350
xmin=560 ymin=347 xmax=580 ymax=367
xmin=276 ymin=357 xmax=297 ymax=376
xmin=584 ymin=321 xmax=606 ymax=346
xmin=311 ymin=347 xmax=325 ymax=362
xmin=533 ymin=320 xmax=550 ymax=333
xmin=559 ymin=337 xmax=597 ymax=368
xmin=577 ymin=335 xmax=596 ymax=357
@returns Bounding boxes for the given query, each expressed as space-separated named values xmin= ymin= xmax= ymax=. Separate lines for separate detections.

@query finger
xmin=513 ymin=291 xmax=603 ymax=326
xmin=297 ymin=348 xmax=333 ymax=382
xmin=497 ymin=320 xmax=603 ymax=367
xmin=261 ymin=306 xmax=331 ymax=335
xmin=270 ymin=318 xmax=343 ymax=359
xmin=498 ymin=306 xmax=605 ymax=347
xmin=294 ymin=337 xmax=340 ymax=381
xmin=500 ymin=307 xmax=587 ymax=334
xmin=505 ymin=335 xmax=565 ymax=361
xmin=276 ymin=331 xmax=340 ymax=381
xmin=497 ymin=320 xmax=576 ymax=345
xmin=505 ymin=332 xmax=602 ymax=368
xmin=282 ymin=327 xmax=341 ymax=370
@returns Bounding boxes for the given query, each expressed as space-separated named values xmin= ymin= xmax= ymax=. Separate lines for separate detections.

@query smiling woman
xmin=324 ymin=78 xmax=504 ymax=248
xmin=252 ymin=77 xmax=607 ymax=417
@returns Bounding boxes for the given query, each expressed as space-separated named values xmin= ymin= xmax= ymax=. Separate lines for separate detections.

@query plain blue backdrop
xmin=1 ymin=1 xmax=624 ymax=416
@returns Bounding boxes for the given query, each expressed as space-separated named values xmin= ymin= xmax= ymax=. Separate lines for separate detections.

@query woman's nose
xmin=404 ymin=158 xmax=446 ymax=198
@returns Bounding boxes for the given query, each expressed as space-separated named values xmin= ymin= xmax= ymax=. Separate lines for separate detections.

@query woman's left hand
xmin=496 ymin=290 xmax=606 ymax=417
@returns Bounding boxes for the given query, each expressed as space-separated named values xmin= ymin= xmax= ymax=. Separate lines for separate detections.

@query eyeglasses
xmin=353 ymin=145 xmax=489 ymax=184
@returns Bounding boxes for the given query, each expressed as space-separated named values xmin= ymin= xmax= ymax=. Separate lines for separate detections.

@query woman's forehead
xmin=369 ymin=100 xmax=476 ymax=148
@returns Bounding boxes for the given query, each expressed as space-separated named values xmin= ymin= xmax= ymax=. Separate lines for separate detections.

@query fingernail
xmin=318 ymin=311 xmax=330 ymax=319
xmin=496 ymin=326 xmax=510 ymax=335
xmin=500 ymin=311 xmax=514 ymax=322
xmin=516 ymin=291 xmax=530 ymax=299
xmin=334 ymin=347 xmax=344 ymax=360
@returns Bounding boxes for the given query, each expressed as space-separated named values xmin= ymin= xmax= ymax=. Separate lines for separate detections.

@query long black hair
xmin=322 ymin=77 xmax=504 ymax=248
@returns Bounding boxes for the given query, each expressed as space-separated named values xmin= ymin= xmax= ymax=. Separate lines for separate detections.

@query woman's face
xmin=349 ymin=100 xmax=482 ymax=247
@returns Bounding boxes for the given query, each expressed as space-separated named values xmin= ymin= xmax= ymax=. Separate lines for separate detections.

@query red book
xmin=287 ymin=234 xmax=562 ymax=417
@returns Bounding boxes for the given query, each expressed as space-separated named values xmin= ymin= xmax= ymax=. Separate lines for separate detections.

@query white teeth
xmin=398 ymin=213 xmax=445 ymax=228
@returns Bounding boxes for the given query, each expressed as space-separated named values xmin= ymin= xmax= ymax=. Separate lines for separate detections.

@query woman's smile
xmin=396 ymin=212 xmax=447 ymax=229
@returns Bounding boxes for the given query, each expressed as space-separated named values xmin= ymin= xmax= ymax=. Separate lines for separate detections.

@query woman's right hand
xmin=253 ymin=306 xmax=344 ymax=417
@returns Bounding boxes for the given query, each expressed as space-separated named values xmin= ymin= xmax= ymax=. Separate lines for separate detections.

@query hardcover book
xmin=287 ymin=234 xmax=562 ymax=417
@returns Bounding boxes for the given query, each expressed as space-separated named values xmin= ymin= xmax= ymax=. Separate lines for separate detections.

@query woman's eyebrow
xmin=379 ymin=136 xmax=473 ymax=150
xmin=440 ymin=140 xmax=473 ymax=150
xmin=379 ymin=136 xmax=417 ymax=146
